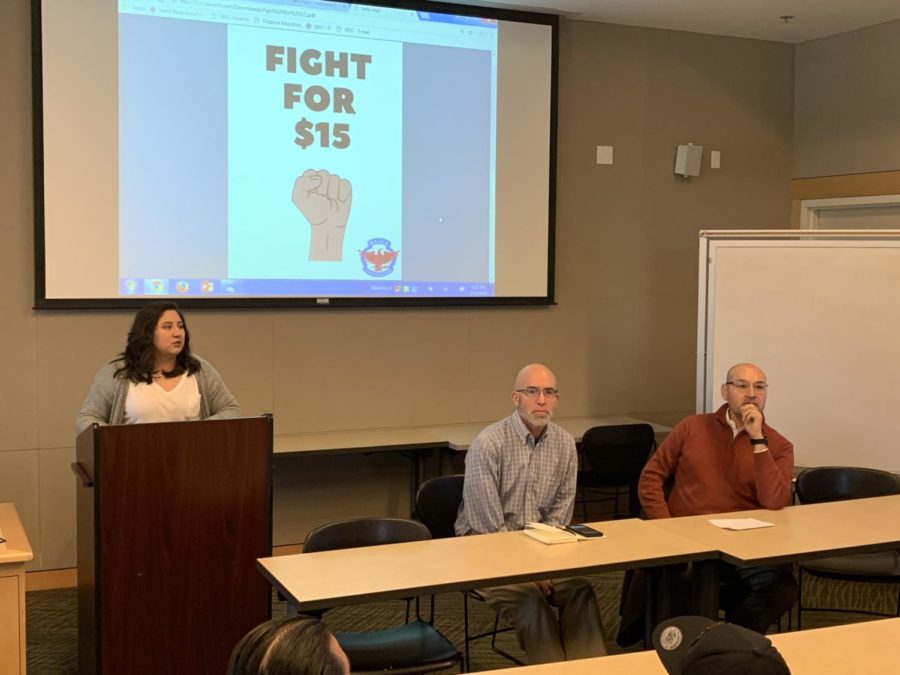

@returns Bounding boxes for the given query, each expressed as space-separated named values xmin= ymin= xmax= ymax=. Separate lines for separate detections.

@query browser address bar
xmin=123 ymin=0 xmax=491 ymax=42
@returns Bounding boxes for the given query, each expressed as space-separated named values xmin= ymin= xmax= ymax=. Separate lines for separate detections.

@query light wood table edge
xmin=257 ymin=550 xmax=715 ymax=613
xmin=478 ymin=617 xmax=900 ymax=674
xmin=647 ymin=496 xmax=900 ymax=568
xmin=256 ymin=520 xmax=716 ymax=613
xmin=1 ymin=503 xmax=34 ymax=675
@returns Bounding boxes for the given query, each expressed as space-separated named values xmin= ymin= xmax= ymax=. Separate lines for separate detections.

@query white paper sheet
xmin=707 ymin=518 xmax=774 ymax=531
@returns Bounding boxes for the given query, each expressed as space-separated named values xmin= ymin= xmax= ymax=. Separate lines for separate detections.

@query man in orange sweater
xmin=638 ymin=362 xmax=797 ymax=633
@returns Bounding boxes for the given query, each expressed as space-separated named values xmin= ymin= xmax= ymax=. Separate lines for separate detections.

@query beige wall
xmin=0 ymin=1 xmax=794 ymax=569
xmin=794 ymin=19 xmax=900 ymax=178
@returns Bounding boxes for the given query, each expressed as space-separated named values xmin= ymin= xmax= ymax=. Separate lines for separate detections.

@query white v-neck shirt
xmin=123 ymin=374 xmax=201 ymax=425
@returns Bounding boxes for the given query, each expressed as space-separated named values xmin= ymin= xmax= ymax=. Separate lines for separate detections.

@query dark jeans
xmin=616 ymin=562 xmax=797 ymax=646
xmin=718 ymin=562 xmax=798 ymax=633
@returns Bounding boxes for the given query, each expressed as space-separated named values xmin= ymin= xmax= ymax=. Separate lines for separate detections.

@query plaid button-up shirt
xmin=455 ymin=411 xmax=577 ymax=535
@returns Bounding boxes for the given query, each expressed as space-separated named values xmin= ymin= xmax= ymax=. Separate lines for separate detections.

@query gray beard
xmin=522 ymin=410 xmax=552 ymax=428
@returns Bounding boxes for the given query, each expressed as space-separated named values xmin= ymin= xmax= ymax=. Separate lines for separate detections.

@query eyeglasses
xmin=726 ymin=380 xmax=768 ymax=393
xmin=515 ymin=387 xmax=559 ymax=399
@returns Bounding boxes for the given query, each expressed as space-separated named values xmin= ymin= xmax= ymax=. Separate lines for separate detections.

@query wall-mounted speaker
xmin=675 ymin=144 xmax=703 ymax=177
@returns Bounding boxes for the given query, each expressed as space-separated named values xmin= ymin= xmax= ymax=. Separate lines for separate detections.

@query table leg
xmin=643 ymin=565 xmax=674 ymax=647
xmin=412 ymin=450 xmax=421 ymax=516
xmin=691 ymin=559 xmax=720 ymax=619
xmin=397 ymin=448 xmax=425 ymax=517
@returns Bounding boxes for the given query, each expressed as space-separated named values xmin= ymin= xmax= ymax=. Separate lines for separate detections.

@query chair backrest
xmin=581 ymin=423 xmax=656 ymax=486
xmin=795 ymin=466 xmax=900 ymax=504
xmin=303 ymin=517 xmax=431 ymax=553
xmin=415 ymin=475 xmax=464 ymax=539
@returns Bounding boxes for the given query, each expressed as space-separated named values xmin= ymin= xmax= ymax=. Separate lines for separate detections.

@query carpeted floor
xmin=25 ymin=570 xmax=899 ymax=673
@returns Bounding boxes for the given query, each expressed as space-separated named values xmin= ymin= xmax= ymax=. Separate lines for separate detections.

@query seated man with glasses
xmin=637 ymin=362 xmax=797 ymax=634
xmin=455 ymin=363 xmax=607 ymax=664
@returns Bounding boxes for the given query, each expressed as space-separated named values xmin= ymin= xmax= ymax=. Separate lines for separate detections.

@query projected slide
xmin=117 ymin=0 xmax=497 ymax=298
xmin=228 ymin=28 xmax=401 ymax=279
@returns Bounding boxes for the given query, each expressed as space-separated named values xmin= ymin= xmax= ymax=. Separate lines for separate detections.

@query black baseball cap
xmin=652 ymin=616 xmax=791 ymax=675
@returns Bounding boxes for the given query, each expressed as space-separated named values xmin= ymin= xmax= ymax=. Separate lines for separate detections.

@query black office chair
xmin=577 ymin=424 xmax=656 ymax=520
xmin=414 ymin=475 xmax=520 ymax=669
xmin=794 ymin=466 xmax=900 ymax=629
xmin=415 ymin=475 xmax=464 ymax=540
xmin=302 ymin=517 xmax=462 ymax=674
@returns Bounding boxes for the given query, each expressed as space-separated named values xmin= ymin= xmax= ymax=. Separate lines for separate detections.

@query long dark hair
xmin=227 ymin=615 xmax=346 ymax=675
xmin=114 ymin=301 xmax=200 ymax=383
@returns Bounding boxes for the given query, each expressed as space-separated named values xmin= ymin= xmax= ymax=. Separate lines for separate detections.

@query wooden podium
xmin=73 ymin=416 xmax=273 ymax=674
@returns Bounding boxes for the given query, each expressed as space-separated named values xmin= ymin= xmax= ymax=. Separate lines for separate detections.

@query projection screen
xmin=33 ymin=0 xmax=558 ymax=308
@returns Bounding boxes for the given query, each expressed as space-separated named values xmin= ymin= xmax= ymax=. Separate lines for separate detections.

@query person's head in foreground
xmin=653 ymin=616 xmax=791 ymax=675
xmin=227 ymin=615 xmax=350 ymax=675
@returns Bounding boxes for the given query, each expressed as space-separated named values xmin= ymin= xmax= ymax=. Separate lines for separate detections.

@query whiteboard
xmin=697 ymin=231 xmax=900 ymax=472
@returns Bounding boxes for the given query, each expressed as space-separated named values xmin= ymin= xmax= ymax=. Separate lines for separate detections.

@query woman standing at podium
xmin=76 ymin=301 xmax=241 ymax=433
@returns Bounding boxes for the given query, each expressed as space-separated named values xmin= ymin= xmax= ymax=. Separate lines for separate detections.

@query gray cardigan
xmin=75 ymin=355 xmax=241 ymax=434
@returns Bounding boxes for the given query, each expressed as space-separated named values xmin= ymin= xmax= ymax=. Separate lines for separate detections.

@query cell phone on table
xmin=564 ymin=524 xmax=604 ymax=538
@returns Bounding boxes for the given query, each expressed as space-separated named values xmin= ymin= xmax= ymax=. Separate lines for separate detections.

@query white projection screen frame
xmin=33 ymin=0 xmax=558 ymax=308
xmin=697 ymin=230 xmax=900 ymax=473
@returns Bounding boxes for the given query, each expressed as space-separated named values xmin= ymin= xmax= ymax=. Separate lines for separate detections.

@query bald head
xmin=726 ymin=363 xmax=766 ymax=384
xmin=514 ymin=363 xmax=556 ymax=390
